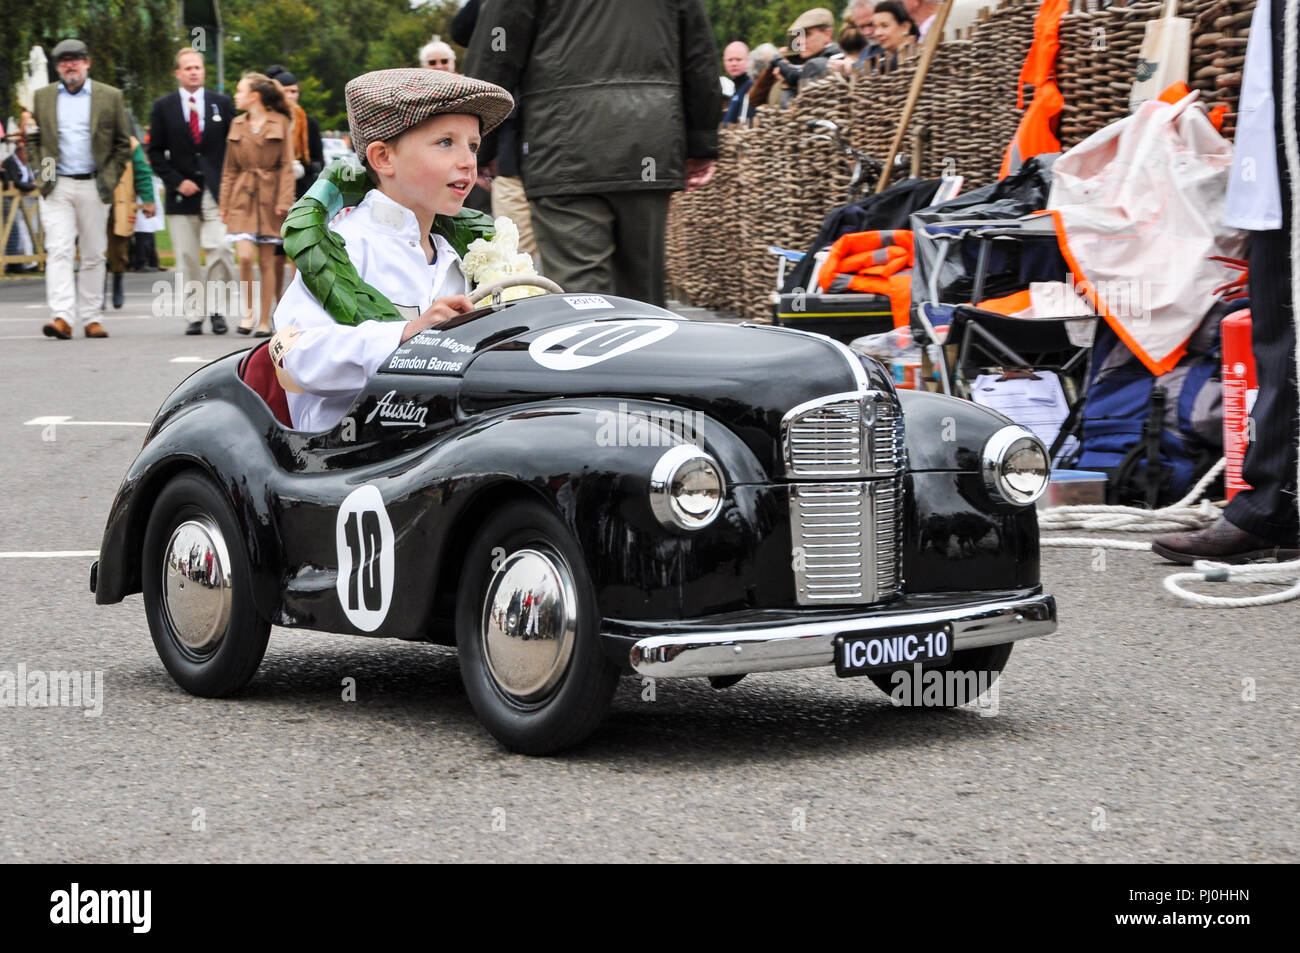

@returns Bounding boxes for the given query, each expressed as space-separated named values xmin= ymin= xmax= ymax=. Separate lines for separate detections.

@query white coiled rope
xmin=1042 ymin=456 xmax=1299 ymax=606
xmin=1039 ymin=458 xmax=1226 ymax=546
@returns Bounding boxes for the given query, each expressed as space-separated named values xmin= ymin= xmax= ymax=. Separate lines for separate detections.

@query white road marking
xmin=24 ymin=416 xmax=150 ymax=427
xmin=0 ymin=550 xmax=98 ymax=558
xmin=169 ymin=356 xmax=208 ymax=363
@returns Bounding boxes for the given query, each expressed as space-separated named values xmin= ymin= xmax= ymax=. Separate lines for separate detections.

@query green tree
xmin=220 ymin=0 xmax=461 ymax=131
xmin=1 ymin=0 xmax=174 ymax=123
xmin=706 ymin=0 xmax=826 ymax=61
xmin=0 ymin=0 xmax=463 ymax=133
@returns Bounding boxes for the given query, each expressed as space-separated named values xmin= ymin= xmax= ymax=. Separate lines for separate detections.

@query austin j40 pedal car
xmin=93 ymin=283 xmax=1058 ymax=754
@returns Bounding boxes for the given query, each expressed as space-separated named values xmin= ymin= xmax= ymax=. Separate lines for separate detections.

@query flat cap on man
xmin=345 ymin=68 xmax=514 ymax=162
xmin=51 ymin=38 xmax=89 ymax=60
xmin=789 ymin=8 xmax=836 ymax=32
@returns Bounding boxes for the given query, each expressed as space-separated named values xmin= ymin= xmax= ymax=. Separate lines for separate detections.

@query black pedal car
xmin=93 ymin=288 xmax=1058 ymax=754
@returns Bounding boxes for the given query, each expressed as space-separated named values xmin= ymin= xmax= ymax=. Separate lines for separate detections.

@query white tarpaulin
xmin=1046 ymin=92 xmax=1246 ymax=375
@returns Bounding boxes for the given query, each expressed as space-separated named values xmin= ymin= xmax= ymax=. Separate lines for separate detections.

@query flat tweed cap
xmin=346 ymin=68 xmax=514 ymax=161
xmin=51 ymin=38 xmax=90 ymax=60
xmin=789 ymin=8 xmax=835 ymax=32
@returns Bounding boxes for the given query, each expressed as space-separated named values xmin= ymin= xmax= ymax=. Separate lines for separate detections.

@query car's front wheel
xmin=455 ymin=501 xmax=619 ymax=755
xmin=142 ymin=471 xmax=270 ymax=696
xmin=868 ymin=642 xmax=1012 ymax=707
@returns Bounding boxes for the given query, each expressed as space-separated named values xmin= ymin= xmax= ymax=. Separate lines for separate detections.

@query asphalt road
xmin=1 ymin=273 xmax=1296 ymax=863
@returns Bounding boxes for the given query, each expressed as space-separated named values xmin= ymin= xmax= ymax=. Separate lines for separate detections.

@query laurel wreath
xmin=281 ymin=157 xmax=496 ymax=326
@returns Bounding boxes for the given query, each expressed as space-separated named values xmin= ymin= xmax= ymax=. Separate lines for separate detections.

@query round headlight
xmin=981 ymin=426 xmax=1050 ymax=505
xmin=650 ymin=445 xmax=726 ymax=530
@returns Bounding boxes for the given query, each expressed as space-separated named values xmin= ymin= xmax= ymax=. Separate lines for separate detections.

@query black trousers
xmin=1224 ymin=0 xmax=1299 ymax=543
xmin=128 ymin=233 xmax=159 ymax=270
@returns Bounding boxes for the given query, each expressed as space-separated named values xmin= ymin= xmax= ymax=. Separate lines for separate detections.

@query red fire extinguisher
xmin=1221 ymin=309 xmax=1257 ymax=500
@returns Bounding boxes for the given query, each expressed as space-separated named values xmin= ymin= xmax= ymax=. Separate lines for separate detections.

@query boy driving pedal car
xmin=271 ymin=68 xmax=513 ymax=431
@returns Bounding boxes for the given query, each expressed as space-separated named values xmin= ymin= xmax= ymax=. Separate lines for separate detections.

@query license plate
xmin=833 ymin=623 xmax=954 ymax=677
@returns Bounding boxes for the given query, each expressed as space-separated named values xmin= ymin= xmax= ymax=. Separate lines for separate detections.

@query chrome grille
xmin=865 ymin=393 xmax=904 ymax=477
xmin=784 ymin=398 xmax=862 ymax=476
xmin=790 ymin=479 xmax=903 ymax=605
xmin=872 ymin=477 xmax=903 ymax=597
xmin=782 ymin=390 xmax=903 ymax=479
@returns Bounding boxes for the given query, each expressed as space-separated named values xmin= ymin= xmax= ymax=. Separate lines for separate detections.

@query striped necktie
xmin=188 ymin=96 xmax=201 ymax=145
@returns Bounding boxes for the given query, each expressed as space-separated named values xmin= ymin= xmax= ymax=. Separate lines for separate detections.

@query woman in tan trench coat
xmin=219 ymin=72 xmax=295 ymax=335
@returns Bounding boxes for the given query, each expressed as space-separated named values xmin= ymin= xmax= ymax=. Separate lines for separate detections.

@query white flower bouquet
xmin=463 ymin=217 xmax=545 ymax=306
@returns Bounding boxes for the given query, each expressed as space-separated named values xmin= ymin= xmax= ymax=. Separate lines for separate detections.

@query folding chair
xmin=911 ymin=214 xmax=1099 ymax=406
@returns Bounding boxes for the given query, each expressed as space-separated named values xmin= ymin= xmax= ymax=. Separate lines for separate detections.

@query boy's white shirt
xmin=273 ymin=189 xmax=469 ymax=431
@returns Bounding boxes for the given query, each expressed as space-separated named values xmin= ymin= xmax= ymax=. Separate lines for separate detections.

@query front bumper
xmin=609 ymin=590 xmax=1056 ymax=678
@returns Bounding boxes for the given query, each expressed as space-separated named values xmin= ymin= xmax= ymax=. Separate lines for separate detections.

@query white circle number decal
xmin=336 ymin=485 xmax=395 ymax=632
xmin=528 ymin=319 xmax=679 ymax=371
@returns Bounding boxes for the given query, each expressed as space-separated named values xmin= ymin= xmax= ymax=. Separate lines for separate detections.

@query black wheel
xmin=455 ymin=500 xmax=619 ymax=755
xmin=141 ymin=471 xmax=270 ymax=697
xmin=867 ymin=642 xmax=1013 ymax=707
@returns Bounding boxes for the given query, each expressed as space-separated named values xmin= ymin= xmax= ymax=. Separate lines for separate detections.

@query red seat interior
xmin=238 ymin=340 xmax=293 ymax=427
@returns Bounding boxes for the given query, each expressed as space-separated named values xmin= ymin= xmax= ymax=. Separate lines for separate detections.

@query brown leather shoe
xmin=1152 ymin=518 xmax=1300 ymax=565
xmin=83 ymin=321 xmax=109 ymax=338
xmin=42 ymin=317 xmax=73 ymax=340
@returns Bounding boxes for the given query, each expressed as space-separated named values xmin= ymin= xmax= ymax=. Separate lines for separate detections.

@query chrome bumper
xmin=624 ymin=593 xmax=1056 ymax=679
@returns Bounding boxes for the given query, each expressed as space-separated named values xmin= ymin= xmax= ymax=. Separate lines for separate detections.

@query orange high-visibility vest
xmin=1000 ymin=0 xmax=1070 ymax=179
xmin=1000 ymin=79 xmax=1064 ymax=179
xmin=817 ymin=230 xmax=915 ymax=327
xmin=1014 ymin=0 xmax=1069 ymax=108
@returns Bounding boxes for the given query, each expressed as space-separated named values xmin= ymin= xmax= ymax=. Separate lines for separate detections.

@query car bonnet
xmin=375 ymin=293 xmax=894 ymax=479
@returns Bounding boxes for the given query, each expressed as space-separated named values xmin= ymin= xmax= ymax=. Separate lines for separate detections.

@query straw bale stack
xmin=666 ymin=0 xmax=1257 ymax=319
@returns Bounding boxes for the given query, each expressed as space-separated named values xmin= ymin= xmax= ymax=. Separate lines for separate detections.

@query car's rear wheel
xmin=867 ymin=642 xmax=1013 ymax=707
xmin=455 ymin=500 xmax=618 ymax=755
xmin=142 ymin=471 xmax=270 ymax=696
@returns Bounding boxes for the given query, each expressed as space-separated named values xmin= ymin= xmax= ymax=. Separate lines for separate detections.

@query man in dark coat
xmin=721 ymin=41 xmax=755 ymax=125
xmin=147 ymin=46 xmax=236 ymax=334
xmin=467 ymin=0 xmax=719 ymax=307
xmin=771 ymin=7 xmax=843 ymax=92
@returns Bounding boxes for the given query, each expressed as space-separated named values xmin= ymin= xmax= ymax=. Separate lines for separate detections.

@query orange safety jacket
xmin=817 ymin=230 xmax=915 ymax=327
xmin=1000 ymin=0 xmax=1070 ymax=179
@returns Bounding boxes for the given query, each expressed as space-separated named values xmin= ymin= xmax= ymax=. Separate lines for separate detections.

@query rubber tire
xmin=455 ymin=501 xmax=619 ymax=755
xmin=142 ymin=471 xmax=271 ymax=697
xmin=867 ymin=642 xmax=1013 ymax=706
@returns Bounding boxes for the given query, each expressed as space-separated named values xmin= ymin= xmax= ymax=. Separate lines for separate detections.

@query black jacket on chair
xmin=147 ymin=89 xmax=235 ymax=216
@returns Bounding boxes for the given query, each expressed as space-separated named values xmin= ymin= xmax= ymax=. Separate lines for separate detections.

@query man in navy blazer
xmin=147 ymin=47 xmax=236 ymax=334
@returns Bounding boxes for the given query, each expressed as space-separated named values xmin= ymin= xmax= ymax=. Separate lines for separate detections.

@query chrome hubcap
xmin=162 ymin=518 xmax=233 ymax=655
xmin=481 ymin=547 xmax=577 ymax=703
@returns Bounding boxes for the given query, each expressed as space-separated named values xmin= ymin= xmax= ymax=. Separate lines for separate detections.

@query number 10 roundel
xmin=335 ymin=484 xmax=395 ymax=632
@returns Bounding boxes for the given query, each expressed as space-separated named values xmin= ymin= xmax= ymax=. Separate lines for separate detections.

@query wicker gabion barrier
xmin=667 ymin=0 xmax=1256 ymax=320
